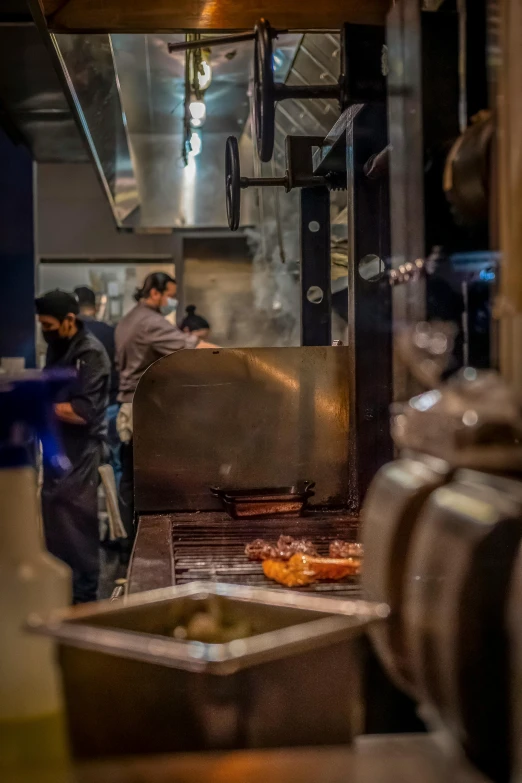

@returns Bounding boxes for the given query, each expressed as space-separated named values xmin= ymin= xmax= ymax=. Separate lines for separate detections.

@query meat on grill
xmin=244 ymin=539 xmax=277 ymax=561
xmin=245 ymin=535 xmax=318 ymax=562
xmin=329 ymin=540 xmax=364 ymax=559
xmin=262 ymin=553 xmax=361 ymax=587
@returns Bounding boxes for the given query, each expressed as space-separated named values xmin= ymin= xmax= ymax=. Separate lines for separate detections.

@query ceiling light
xmin=197 ymin=61 xmax=212 ymax=91
xmin=272 ymin=50 xmax=284 ymax=71
xmin=189 ymin=131 xmax=202 ymax=157
xmin=189 ymin=100 xmax=206 ymax=121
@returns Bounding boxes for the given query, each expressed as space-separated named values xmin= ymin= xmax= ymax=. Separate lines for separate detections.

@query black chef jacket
xmin=81 ymin=314 xmax=119 ymax=406
xmin=46 ymin=322 xmax=110 ymax=454
xmin=41 ymin=323 xmax=110 ymax=588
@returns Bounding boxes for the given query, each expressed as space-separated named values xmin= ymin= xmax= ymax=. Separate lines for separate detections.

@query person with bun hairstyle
xmin=115 ymin=273 xmax=215 ymax=538
xmin=180 ymin=305 xmax=210 ymax=340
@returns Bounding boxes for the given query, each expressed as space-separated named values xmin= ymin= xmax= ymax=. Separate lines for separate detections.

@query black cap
xmin=74 ymin=286 xmax=96 ymax=308
xmin=35 ymin=290 xmax=79 ymax=320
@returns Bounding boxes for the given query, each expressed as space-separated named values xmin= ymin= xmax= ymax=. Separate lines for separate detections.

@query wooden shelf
xmin=34 ymin=0 xmax=390 ymax=33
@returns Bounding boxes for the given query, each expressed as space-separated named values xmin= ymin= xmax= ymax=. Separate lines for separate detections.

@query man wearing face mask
xmin=115 ymin=272 xmax=214 ymax=537
xmin=35 ymin=290 xmax=110 ymax=603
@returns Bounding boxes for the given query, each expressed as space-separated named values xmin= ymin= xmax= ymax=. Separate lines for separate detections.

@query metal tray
xmin=28 ymin=582 xmax=388 ymax=758
xmin=211 ymin=481 xmax=316 ymax=519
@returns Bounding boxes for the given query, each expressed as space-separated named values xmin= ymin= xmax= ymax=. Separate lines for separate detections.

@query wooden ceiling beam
xmin=36 ymin=0 xmax=390 ymax=33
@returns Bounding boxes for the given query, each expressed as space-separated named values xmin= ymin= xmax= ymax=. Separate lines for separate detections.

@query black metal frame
xmin=346 ymin=103 xmax=393 ymax=509
xmin=313 ymin=103 xmax=393 ymax=509
xmin=225 ymin=134 xmax=342 ymax=346
xmin=300 ymin=187 xmax=332 ymax=346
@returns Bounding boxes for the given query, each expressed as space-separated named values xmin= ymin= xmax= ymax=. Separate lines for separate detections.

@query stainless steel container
xmin=29 ymin=582 xmax=387 ymax=758
xmin=403 ymin=471 xmax=522 ymax=782
xmin=361 ymin=455 xmax=451 ymax=693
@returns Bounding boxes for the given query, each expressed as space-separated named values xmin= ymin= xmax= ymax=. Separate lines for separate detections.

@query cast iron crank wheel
xmin=225 ymin=136 xmax=242 ymax=231
xmin=254 ymin=19 xmax=276 ymax=164
xmin=225 ymin=134 xmax=288 ymax=230
xmin=225 ymin=135 xmax=326 ymax=231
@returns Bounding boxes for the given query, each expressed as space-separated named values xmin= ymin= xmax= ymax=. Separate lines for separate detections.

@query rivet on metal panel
xmin=306 ymin=286 xmax=324 ymax=303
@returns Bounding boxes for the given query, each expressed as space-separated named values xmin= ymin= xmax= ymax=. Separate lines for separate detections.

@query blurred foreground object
xmin=0 ymin=371 xmax=73 ymax=770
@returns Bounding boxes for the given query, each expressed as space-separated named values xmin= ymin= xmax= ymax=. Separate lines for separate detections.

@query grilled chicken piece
xmin=329 ymin=540 xmax=364 ymax=559
xmin=262 ymin=556 xmax=316 ymax=587
xmin=262 ymin=553 xmax=361 ymax=587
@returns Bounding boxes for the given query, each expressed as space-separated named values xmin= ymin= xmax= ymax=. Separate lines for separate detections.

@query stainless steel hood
xmin=0 ymin=1 xmax=87 ymax=162
xmin=10 ymin=4 xmax=344 ymax=231
xmin=110 ymin=33 xmax=257 ymax=229
xmin=108 ymin=32 xmax=303 ymax=229
xmin=43 ymin=28 xmax=301 ymax=229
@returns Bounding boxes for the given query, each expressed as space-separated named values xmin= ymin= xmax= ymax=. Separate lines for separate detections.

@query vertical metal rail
xmin=346 ymin=103 xmax=393 ymax=510
xmin=300 ymin=187 xmax=332 ymax=346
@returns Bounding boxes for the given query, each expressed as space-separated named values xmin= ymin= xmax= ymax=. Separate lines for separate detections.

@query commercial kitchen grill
xmin=128 ymin=347 xmax=367 ymax=597
xmin=129 ymin=511 xmax=360 ymax=597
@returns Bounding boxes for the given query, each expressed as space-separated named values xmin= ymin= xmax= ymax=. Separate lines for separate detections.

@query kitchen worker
xmin=74 ymin=285 xmax=121 ymax=487
xmin=180 ymin=304 xmax=211 ymax=340
xmin=115 ymin=272 xmax=215 ymax=536
xmin=35 ymin=290 xmax=110 ymax=604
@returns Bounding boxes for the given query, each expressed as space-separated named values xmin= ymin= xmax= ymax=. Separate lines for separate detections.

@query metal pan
xmin=28 ymin=582 xmax=387 ymax=758
xmin=211 ymin=481 xmax=316 ymax=519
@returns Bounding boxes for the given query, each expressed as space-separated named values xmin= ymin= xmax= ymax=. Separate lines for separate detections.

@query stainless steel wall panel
xmin=134 ymin=346 xmax=351 ymax=512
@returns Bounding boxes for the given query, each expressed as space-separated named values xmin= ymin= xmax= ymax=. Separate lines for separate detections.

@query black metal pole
xmin=167 ymin=28 xmax=339 ymax=53
xmin=300 ymin=187 xmax=331 ymax=346
xmin=346 ymin=103 xmax=392 ymax=510
xmin=168 ymin=32 xmax=255 ymax=53
xmin=242 ymin=176 xmax=287 ymax=188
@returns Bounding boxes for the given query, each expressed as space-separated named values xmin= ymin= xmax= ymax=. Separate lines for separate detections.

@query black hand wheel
xmin=253 ymin=19 xmax=276 ymax=164
xmin=225 ymin=134 xmax=299 ymax=231
xmin=225 ymin=136 xmax=241 ymax=231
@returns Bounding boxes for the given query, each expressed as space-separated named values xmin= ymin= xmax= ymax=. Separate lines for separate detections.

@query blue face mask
xmin=160 ymin=297 xmax=178 ymax=316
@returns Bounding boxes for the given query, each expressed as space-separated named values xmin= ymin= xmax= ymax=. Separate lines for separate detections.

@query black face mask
xmin=42 ymin=328 xmax=70 ymax=355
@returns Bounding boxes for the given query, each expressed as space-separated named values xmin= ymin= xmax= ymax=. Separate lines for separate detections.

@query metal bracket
xmin=253 ymin=20 xmax=386 ymax=162
xmin=225 ymin=134 xmax=344 ymax=230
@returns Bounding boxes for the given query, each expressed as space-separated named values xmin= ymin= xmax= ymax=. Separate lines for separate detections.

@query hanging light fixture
xmin=196 ymin=57 xmax=212 ymax=91
xmin=189 ymin=99 xmax=206 ymax=127
xmin=189 ymin=131 xmax=202 ymax=157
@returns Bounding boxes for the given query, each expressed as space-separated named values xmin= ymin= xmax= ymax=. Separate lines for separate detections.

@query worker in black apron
xmin=35 ymin=290 xmax=110 ymax=603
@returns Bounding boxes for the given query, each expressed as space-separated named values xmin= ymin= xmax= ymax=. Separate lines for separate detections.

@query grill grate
xmin=171 ymin=512 xmax=361 ymax=598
